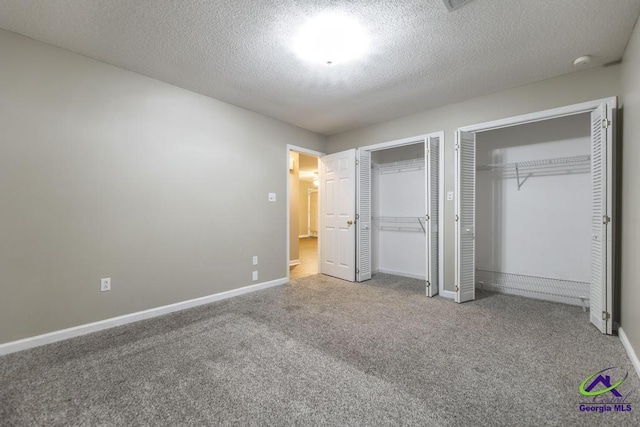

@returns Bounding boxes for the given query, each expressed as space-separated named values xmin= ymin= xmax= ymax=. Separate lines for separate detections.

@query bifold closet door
xmin=356 ymin=149 xmax=372 ymax=282
xmin=320 ymin=149 xmax=357 ymax=282
xmin=426 ymin=137 xmax=440 ymax=297
xmin=455 ymin=131 xmax=476 ymax=303
xmin=590 ymin=101 xmax=615 ymax=334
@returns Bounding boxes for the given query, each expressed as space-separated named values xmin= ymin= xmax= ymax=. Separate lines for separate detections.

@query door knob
xmin=347 ymin=220 xmax=353 ymax=226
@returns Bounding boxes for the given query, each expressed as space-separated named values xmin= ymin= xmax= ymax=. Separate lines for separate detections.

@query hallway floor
xmin=290 ymin=237 xmax=317 ymax=280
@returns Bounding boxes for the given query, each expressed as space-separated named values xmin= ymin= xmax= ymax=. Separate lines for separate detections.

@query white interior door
xmin=320 ymin=149 xmax=357 ymax=281
xmin=590 ymin=101 xmax=615 ymax=334
xmin=455 ymin=130 xmax=476 ymax=303
xmin=426 ymin=136 xmax=440 ymax=297
xmin=356 ymin=149 xmax=372 ymax=282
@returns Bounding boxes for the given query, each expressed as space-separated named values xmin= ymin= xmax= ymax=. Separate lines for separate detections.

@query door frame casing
xmin=357 ymin=131 xmax=445 ymax=290
xmin=286 ymin=145 xmax=325 ymax=280
xmin=456 ymin=97 xmax=617 ymax=333
xmin=458 ymin=98 xmax=616 ymax=134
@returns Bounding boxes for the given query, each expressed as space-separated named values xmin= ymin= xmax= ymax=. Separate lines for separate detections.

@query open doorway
xmin=288 ymin=149 xmax=322 ymax=280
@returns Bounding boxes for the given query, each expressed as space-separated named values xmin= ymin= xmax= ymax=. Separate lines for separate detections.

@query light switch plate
xmin=268 ymin=193 xmax=276 ymax=202
xmin=447 ymin=191 xmax=454 ymax=201
xmin=252 ymin=256 xmax=258 ymax=266
xmin=252 ymin=271 xmax=258 ymax=281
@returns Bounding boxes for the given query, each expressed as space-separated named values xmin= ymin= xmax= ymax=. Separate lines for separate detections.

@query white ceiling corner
xmin=0 ymin=0 xmax=639 ymax=135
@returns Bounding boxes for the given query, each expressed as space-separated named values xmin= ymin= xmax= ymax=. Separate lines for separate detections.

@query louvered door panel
xmin=357 ymin=149 xmax=372 ymax=281
xmin=455 ymin=131 xmax=476 ymax=303
xmin=426 ymin=137 xmax=440 ymax=296
xmin=590 ymin=105 xmax=607 ymax=333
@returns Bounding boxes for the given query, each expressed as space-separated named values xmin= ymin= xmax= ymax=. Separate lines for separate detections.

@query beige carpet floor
xmin=1 ymin=273 xmax=638 ymax=426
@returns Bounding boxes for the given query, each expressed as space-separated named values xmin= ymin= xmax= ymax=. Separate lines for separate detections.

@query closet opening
xmin=287 ymin=146 xmax=324 ymax=281
xmin=454 ymin=97 xmax=616 ymax=334
xmin=355 ymin=132 xmax=444 ymax=297
xmin=475 ymin=114 xmax=592 ymax=306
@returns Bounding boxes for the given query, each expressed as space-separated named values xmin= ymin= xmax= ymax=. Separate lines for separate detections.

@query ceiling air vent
xmin=443 ymin=0 xmax=475 ymax=12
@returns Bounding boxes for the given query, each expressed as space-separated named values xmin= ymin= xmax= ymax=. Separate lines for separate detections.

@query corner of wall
xmin=619 ymin=10 xmax=640 ymax=375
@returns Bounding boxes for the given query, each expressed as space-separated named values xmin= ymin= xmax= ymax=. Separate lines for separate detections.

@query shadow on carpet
xmin=1 ymin=273 xmax=638 ymax=426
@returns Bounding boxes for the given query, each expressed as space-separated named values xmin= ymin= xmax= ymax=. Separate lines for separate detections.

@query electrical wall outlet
xmin=100 ymin=278 xmax=111 ymax=292
xmin=252 ymin=256 xmax=258 ymax=266
xmin=447 ymin=191 xmax=454 ymax=201
xmin=252 ymin=271 xmax=258 ymax=281
xmin=268 ymin=193 xmax=276 ymax=202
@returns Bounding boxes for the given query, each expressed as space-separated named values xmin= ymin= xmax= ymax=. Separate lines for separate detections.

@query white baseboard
xmin=289 ymin=259 xmax=300 ymax=266
xmin=376 ymin=268 xmax=426 ymax=280
xmin=0 ymin=277 xmax=288 ymax=356
xmin=619 ymin=327 xmax=640 ymax=380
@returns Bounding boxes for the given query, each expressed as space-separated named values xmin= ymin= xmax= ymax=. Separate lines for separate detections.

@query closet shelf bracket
xmin=374 ymin=216 xmax=427 ymax=234
xmin=478 ymin=155 xmax=591 ymax=190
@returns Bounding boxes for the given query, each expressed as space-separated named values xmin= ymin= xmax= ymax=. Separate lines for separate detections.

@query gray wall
xmin=327 ymin=65 xmax=621 ymax=295
xmin=371 ymin=143 xmax=424 ymax=164
xmin=620 ymin=19 xmax=640 ymax=364
xmin=0 ymin=30 xmax=325 ymax=344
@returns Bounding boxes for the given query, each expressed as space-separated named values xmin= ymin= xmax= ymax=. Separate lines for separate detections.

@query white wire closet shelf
xmin=374 ymin=216 xmax=426 ymax=234
xmin=477 ymin=154 xmax=590 ymax=171
xmin=477 ymin=154 xmax=590 ymax=190
xmin=375 ymin=158 xmax=425 ymax=174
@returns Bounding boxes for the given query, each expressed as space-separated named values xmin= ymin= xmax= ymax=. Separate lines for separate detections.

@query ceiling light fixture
xmin=293 ymin=13 xmax=370 ymax=66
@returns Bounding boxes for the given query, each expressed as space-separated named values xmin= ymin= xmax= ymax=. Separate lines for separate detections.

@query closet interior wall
xmin=371 ymin=143 xmax=426 ymax=279
xmin=475 ymin=114 xmax=592 ymax=306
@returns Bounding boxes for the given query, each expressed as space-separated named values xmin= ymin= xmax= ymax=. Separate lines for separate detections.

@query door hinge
xmin=426 ymin=281 xmax=431 ymax=287
xmin=455 ymin=215 xmax=459 ymax=222
xmin=356 ymin=269 xmax=360 ymax=274
xmin=602 ymin=119 xmax=611 ymax=129
xmin=602 ymin=311 xmax=611 ymax=321
xmin=356 ymin=214 xmax=360 ymax=220
xmin=425 ymin=214 xmax=430 ymax=221
xmin=356 ymin=159 xmax=359 ymax=165
xmin=455 ymin=144 xmax=460 ymax=151
xmin=603 ymin=215 xmax=611 ymax=225
xmin=454 ymin=285 xmax=460 ymax=292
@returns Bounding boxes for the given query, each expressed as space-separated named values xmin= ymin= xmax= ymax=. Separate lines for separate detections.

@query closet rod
xmin=375 ymin=158 xmax=425 ymax=174
xmin=477 ymin=154 xmax=591 ymax=190
xmin=477 ymin=154 xmax=590 ymax=171
xmin=374 ymin=216 xmax=426 ymax=234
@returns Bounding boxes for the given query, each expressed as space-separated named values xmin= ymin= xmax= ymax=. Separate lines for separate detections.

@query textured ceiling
xmin=0 ymin=0 xmax=639 ymax=135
